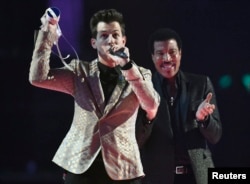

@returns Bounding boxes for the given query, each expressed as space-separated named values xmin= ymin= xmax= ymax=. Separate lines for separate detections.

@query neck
xmin=98 ymin=57 xmax=116 ymax=68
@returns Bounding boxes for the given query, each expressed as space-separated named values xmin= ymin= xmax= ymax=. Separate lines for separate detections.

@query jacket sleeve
xmin=135 ymin=107 xmax=155 ymax=149
xmin=29 ymin=30 xmax=75 ymax=95
xmin=198 ymin=77 xmax=222 ymax=144
xmin=121 ymin=62 xmax=160 ymax=120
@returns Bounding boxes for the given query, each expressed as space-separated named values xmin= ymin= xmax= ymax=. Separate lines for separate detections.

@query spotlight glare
xmin=218 ymin=75 xmax=232 ymax=89
xmin=242 ymin=73 xmax=250 ymax=92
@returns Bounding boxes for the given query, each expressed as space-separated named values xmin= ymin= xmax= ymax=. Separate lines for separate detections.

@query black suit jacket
xmin=137 ymin=70 xmax=222 ymax=184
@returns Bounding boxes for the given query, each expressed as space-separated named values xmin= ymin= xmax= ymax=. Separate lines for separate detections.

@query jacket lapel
xmin=178 ymin=71 xmax=190 ymax=131
xmin=88 ymin=60 xmax=105 ymax=113
xmin=104 ymin=74 xmax=127 ymax=114
xmin=153 ymin=73 xmax=174 ymax=138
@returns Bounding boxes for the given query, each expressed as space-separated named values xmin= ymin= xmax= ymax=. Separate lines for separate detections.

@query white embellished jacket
xmin=29 ymin=30 xmax=160 ymax=180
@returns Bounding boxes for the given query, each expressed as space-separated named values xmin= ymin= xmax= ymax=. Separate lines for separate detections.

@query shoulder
xmin=181 ymin=71 xmax=209 ymax=83
xmin=138 ymin=66 xmax=151 ymax=74
xmin=67 ymin=59 xmax=97 ymax=75
xmin=181 ymin=71 xmax=216 ymax=91
xmin=136 ymin=65 xmax=153 ymax=80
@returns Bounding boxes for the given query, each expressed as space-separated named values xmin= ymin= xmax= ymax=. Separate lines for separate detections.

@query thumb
xmin=205 ymin=92 xmax=213 ymax=103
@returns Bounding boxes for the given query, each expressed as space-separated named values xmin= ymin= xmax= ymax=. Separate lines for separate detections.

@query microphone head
xmin=47 ymin=7 xmax=60 ymax=18
xmin=46 ymin=7 xmax=60 ymax=25
xmin=109 ymin=47 xmax=128 ymax=58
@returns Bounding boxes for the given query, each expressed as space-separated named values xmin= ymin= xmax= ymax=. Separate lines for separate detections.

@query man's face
xmin=152 ymin=39 xmax=181 ymax=79
xmin=91 ymin=21 xmax=126 ymax=67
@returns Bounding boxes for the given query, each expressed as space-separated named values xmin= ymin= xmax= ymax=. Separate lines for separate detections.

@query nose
xmin=107 ymin=34 xmax=115 ymax=45
xmin=162 ymin=53 xmax=171 ymax=61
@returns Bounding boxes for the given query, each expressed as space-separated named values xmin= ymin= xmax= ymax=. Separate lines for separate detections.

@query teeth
xmin=162 ymin=64 xmax=172 ymax=68
xmin=165 ymin=65 xmax=172 ymax=68
xmin=161 ymin=64 xmax=173 ymax=71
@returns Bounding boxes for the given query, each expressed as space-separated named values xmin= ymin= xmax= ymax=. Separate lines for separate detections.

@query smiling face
xmin=152 ymin=39 xmax=181 ymax=80
xmin=91 ymin=21 xmax=126 ymax=67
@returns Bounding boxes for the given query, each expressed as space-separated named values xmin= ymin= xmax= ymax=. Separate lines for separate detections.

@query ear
xmin=151 ymin=54 xmax=156 ymax=63
xmin=122 ymin=36 xmax=127 ymax=45
xmin=90 ymin=38 xmax=97 ymax=49
xmin=151 ymin=54 xmax=154 ymax=61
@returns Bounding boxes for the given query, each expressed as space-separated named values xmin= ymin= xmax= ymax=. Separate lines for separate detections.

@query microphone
xmin=109 ymin=47 xmax=128 ymax=59
xmin=46 ymin=7 xmax=60 ymax=25
xmin=40 ymin=7 xmax=62 ymax=36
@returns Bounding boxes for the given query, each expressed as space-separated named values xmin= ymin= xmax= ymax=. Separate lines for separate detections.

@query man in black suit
xmin=136 ymin=28 xmax=222 ymax=184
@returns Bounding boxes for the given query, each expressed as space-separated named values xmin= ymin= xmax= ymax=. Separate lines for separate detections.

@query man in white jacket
xmin=29 ymin=8 xmax=160 ymax=184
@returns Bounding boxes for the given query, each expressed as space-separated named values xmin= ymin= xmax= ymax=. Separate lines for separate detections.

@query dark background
xmin=1 ymin=0 xmax=250 ymax=183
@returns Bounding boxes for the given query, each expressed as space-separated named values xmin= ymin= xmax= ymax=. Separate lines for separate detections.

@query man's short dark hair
xmin=148 ymin=28 xmax=182 ymax=54
xmin=90 ymin=9 xmax=125 ymax=38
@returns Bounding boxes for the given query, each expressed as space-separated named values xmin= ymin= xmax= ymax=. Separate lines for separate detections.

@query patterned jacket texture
xmin=29 ymin=30 xmax=160 ymax=180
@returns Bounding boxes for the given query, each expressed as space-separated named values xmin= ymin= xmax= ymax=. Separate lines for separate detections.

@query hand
xmin=47 ymin=23 xmax=58 ymax=34
xmin=40 ymin=8 xmax=61 ymax=36
xmin=196 ymin=92 xmax=215 ymax=121
xmin=108 ymin=47 xmax=130 ymax=67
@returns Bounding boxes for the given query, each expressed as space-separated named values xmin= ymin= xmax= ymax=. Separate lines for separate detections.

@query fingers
xmin=205 ymin=92 xmax=213 ymax=103
xmin=48 ymin=23 xmax=57 ymax=31
xmin=205 ymin=92 xmax=215 ymax=112
xmin=205 ymin=104 xmax=215 ymax=114
xmin=196 ymin=104 xmax=214 ymax=121
xmin=196 ymin=93 xmax=215 ymax=121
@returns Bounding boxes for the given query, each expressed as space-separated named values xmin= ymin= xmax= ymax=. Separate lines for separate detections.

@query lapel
xmin=153 ymin=73 xmax=173 ymax=138
xmin=104 ymin=70 xmax=127 ymax=114
xmin=153 ymin=71 xmax=191 ymax=134
xmin=88 ymin=60 xmax=128 ymax=115
xmin=88 ymin=59 xmax=105 ymax=113
xmin=178 ymin=71 xmax=190 ymax=130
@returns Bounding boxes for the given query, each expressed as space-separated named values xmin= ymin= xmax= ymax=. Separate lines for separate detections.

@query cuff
xmin=121 ymin=60 xmax=133 ymax=70
xmin=196 ymin=116 xmax=210 ymax=128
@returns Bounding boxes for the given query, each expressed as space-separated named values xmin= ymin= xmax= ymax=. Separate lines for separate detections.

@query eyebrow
xmin=98 ymin=30 xmax=120 ymax=34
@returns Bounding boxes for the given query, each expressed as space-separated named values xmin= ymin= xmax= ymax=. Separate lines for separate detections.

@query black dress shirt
xmin=98 ymin=62 xmax=121 ymax=104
